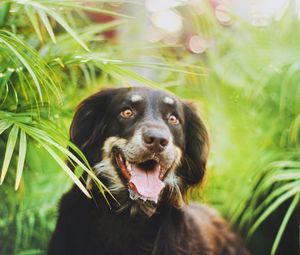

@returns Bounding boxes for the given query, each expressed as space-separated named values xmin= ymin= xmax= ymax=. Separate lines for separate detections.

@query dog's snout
xmin=143 ymin=129 xmax=169 ymax=152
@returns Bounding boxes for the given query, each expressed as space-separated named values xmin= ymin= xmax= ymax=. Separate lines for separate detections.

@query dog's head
xmin=70 ymin=87 xmax=209 ymax=216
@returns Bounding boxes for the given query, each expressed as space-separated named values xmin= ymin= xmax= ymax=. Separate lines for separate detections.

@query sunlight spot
xmin=215 ymin=4 xmax=232 ymax=26
xmin=162 ymin=34 xmax=178 ymax=45
xmin=151 ymin=10 xmax=183 ymax=34
xmin=297 ymin=0 xmax=300 ymax=18
xmin=145 ymin=0 xmax=187 ymax=12
xmin=7 ymin=68 xmax=15 ymax=72
xmin=16 ymin=0 xmax=29 ymax=4
xmin=250 ymin=0 xmax=289 ymax=26
xmin=147 ymin=26 xmax=164 ymax=43
xmin=188 ymin=35 xmax=206 ymax=54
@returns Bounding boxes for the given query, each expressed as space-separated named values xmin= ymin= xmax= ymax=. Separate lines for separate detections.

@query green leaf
xmin=271 ymin=193 xmax=300 ymax=255
xmin=0 ymin=34 xmax=43 ymax=102
xmin=37 ymin=8 xmax=56 ymax=43
xmin=249 ymin=186 xmax=300 ymax=235
xmin=43 ymin=1 xmax=132 ymax=19
xmin=0 ymin=3 xmax=11 ymax=26
xmin=251 ymin=181 xmax=300 ymax=219
xmin=97 ymin=62 xmax=160 ymax=88
xmin=15 ymin=130 xmax=27 ymax=190
xmin=290 ymin=114 xmax=300 ymax=143
xmin=0 ymin=125 xmax=19 ymax=184
xmin=41 ymin=142 xmax=91 ymax=198
xmin=37 ymin=4 xmax=89 ymax=51
xmin=16 ymin=122 xmax=93 ymax=198
xmin=25 ymin=5 xmax=43 ymax=42
xmin=23 ymin=123 xmax=110 ymax=197
xmin=0 ymin=120 xmax=11 ymax=135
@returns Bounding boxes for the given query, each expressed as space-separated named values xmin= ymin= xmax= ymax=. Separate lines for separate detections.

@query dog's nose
xmin=143 ymin=130 xmax=169 ymax=152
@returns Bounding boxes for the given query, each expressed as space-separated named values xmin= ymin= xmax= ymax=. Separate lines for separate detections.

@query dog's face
xmin=70 ymin=87 xmax=208 ymax=216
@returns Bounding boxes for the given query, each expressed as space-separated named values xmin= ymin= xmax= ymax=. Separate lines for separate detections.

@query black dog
xmin=48 ymin=87 xmax=249 ymax=255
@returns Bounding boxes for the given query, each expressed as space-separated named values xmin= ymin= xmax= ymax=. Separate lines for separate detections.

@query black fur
xmin=48 ymin=87 xmax=249 ymax=255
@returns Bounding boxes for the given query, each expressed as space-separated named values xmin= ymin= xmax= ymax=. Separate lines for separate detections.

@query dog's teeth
xmin=129 ymin=189 xmax=140 ymax=200
xmin=159 ymin=167 xmax=166 ymax=179
xmin=159 ymin=171 xmax=164 ymax=179
xmin=151 ymin=154 xmax=159 ymax=163
xmin=128 ymin=164 xmax=132 ymax=173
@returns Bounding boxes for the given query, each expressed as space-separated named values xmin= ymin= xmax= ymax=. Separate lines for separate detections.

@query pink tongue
xmin=130 ymin=163 xmax=165 ymax=201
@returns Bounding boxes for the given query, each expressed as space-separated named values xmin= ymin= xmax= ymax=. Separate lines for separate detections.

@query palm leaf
xmin=30 ymin=122 xmax=111 ymax=196
xmin=0 ymin=33 xmax=43 ymax=102
xmin=249 ymin=186 xmax=300 ymax=236
xmin=15 ymin=130 xmax=27 ymax=190
xmin=0 ymin=125 xmax=19 ymax=184
xmin=0 ymin=31 xmax=60 ymax=104
xmin=44 ymin=1 xmax=132 ymax=19
xmin=271 ymin=193 xmax=300 ymax=255
xmin=95 ymin=61 xmax=161 ymax=88
xmin=26 ymin=1 xmax=89 ymax=51
xmin=41 ymin=142 xmax=91 ymax=198
xmin=25 ymin=5 xmax=43 ymax=42
xmin=0 ymin=2 xmax=11 ymax=26
xmin=37 ymin=8 xmax=56 ymax=43
xmin=0 ymin=120 xmax=11 ymax=135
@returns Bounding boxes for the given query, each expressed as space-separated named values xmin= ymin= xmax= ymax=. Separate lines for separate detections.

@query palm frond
xmin=0 ymin=31 xmax=60 ymax=105
xmin=271 ymin=193 xmax=300 ymax=255
xmin=0 ymin=110 xmax=108 ymax=198
xmin=15 ymin=129 xmax=27 ymax=190
xmin=13 ymin=0 xmax=132 ymax=50
xmin=0 ymin=124 xmax=19 ymax=184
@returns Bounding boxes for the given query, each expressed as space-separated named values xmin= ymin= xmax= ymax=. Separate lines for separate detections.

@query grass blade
xmin=40 ymin=5 xmax=89 ymax=51
xmin=0 ymin=2 xmax=11 ymax=26
xmin=249 ymin=186 xmax=300 ymax=235
xmin=25 ymin=6 xmax=43 ymax=42
xmin=0 ymin=34 xmax=43 ymax=102
xmin=41 ymin=142 xmax=91 ymax=198
xmin=0 ymin=121 xmax=11 ymax=135
xmin=15 ymin=130 xmax=27 ymax=190
xmin=271 ymin=193 xmax=300 ymax=255
xmin=37 ymin=9 xmax=56 ymax=43
xmin=0 ymin=125 xmax=19 ymax=184
xmin=24 ymin=123 xmax=110 ymax=196
xmin=97 ymin=62 xmax=160 ymax=88
xmin=43 ymin=2 xmax=132 ymax=19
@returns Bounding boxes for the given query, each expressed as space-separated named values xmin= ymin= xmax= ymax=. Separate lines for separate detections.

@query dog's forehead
xmin=122 ymin=87 xmax=179 ymax=106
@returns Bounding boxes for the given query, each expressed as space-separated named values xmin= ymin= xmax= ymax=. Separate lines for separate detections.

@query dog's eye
xmin=168 ymin=114 xmax=179 ymax=125
xmin=120 ymin=108 xmax=134 ymax=119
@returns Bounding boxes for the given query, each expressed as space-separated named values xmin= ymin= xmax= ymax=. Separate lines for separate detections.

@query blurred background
xmin=0 ymin=0 xmax=299 ymax=254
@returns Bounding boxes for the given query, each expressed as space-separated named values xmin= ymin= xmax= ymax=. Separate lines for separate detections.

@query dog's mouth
xmin=114 ymin=149 xmax=166 ymax=203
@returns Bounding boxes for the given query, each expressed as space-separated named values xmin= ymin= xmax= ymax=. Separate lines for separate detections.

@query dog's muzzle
xmin=98 ymin=123 xmax=181 ymax=205
xmin=114 ymin=148 xmax=166 ymax=203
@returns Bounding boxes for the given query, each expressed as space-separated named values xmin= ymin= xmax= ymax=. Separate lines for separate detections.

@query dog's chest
xmin=87 ymin=210 xmax=158 ymax=255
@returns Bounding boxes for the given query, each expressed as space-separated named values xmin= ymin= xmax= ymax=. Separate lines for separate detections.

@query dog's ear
xmin=70 ymin=89 xmax=116 ymax=153
xmin=179 ymin=102 xmax=209 ymax=187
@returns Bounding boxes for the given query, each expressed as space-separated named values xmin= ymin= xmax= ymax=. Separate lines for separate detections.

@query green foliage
xmin=1 ymin=1 xmax=299 ymax=254
xmin=180 ymin=3 xmax=300 ymax=254
xmin=0 ymin=1 xmax=200 ymax=253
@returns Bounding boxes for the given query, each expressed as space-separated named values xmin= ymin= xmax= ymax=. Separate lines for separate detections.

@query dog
xmin=48 ymin=87 xmax=249 ymax=255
